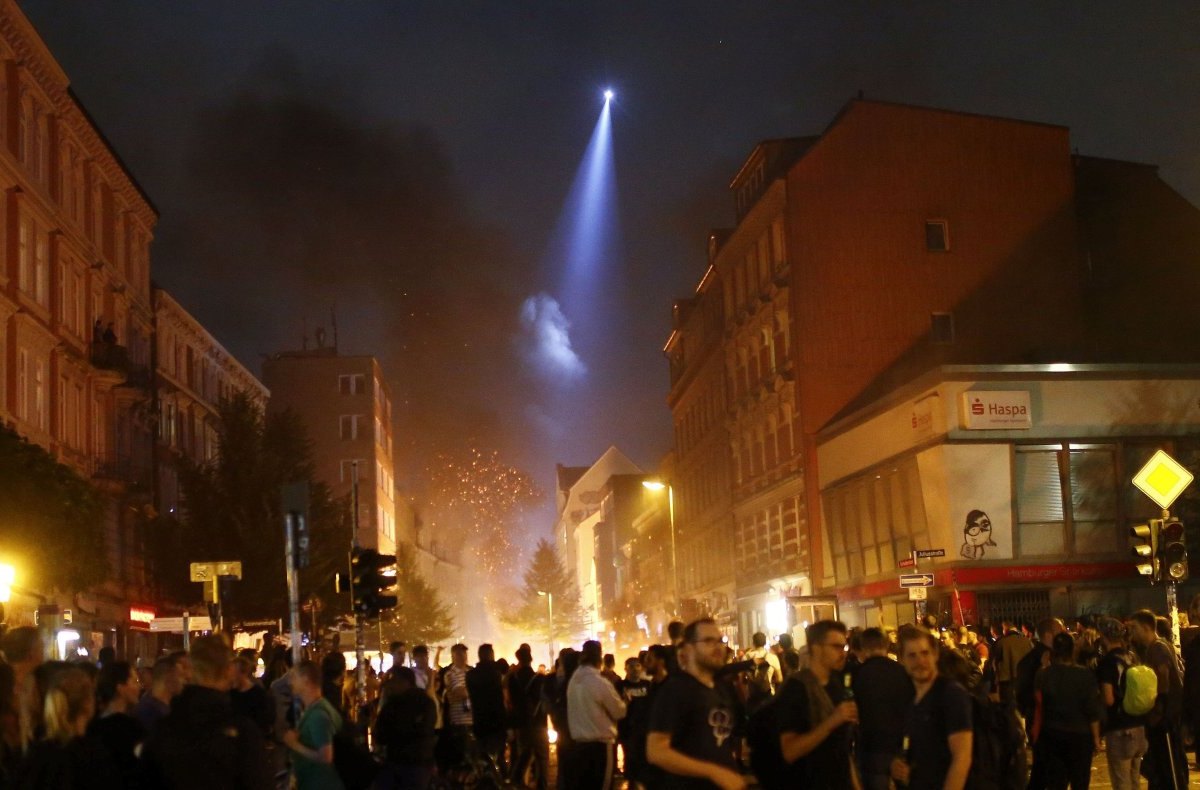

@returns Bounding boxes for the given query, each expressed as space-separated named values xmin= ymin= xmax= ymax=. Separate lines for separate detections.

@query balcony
xmin=93 ymin=453 xmax=152 ymax=488
xmin=90 ymin=342 xmax=129 ymax=386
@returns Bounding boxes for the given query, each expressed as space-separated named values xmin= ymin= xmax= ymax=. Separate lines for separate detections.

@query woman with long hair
xmin=14 ymin=665 xmax=118 ymax=790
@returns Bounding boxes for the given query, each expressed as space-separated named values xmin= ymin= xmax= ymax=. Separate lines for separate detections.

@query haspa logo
xmin=971 ymin=398 xmax=984 ymax=416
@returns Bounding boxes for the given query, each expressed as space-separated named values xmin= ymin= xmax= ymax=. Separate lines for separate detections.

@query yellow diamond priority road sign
xmin=1132 ymin=450 xmax=1194 ymax=510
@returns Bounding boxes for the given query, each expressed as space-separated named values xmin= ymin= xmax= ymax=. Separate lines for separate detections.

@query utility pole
xmin=351 ymin=461 xmax=368 ymax=714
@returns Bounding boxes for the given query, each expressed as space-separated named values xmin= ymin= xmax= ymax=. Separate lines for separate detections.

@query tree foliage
xmin=378 ymin=543 xmax=456 ymax=646
xmin=0 ymin=425 xmax=108 ymax=592
xmin=499 ymin=538 xmax=589 ymax=646
xmin=159 ymin=393 xmax=349 ymax=620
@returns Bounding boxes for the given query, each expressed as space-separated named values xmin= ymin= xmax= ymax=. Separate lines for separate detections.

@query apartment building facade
xmin=0 ymin=0 xmax=159 ymax=650
xmin=152 ymin=288 xmax=267 ymax=517
xmin=262 ymin=345 xmax=398 ymax=554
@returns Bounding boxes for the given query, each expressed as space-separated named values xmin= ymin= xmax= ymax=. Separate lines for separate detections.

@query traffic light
xmin=349 ymin=548 xmax=398 ymax=616
xmin=1161 ymin=518 xmax=1189 ymax=583
xmin=1131 ymin=519 xmax=1161 ymax=582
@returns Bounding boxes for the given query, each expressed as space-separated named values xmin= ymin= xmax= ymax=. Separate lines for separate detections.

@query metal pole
xmin=548 ymin=592 xmax=554 ymax=665
xmin=352 ymin=461 xmax=367 ymax=715
xmin=668 ymin=484 xmax=679 ymax=617
xmin=912 ymin=551 xmax=927 ymax=623
xmin=1164 ymin=508 xmax=1182 ymax=649
xmin=284 ymin=513 xmax=302 ymax=667
xmin=182 ymin=611 xmax=190 ymax=652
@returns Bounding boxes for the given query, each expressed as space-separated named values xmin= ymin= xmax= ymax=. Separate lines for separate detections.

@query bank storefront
xmin=816 ymin=365 xmax=1200 ymax=629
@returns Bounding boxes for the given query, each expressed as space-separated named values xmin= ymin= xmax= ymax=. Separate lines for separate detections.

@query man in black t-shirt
xmin=776 ymin=620 xmax=858 ymax=789
xmin=852 ymin=627 xmax=914 ymax=790
xmin=647 ymin=618 xmax=744 ymax=790
xmin=891 ymin=628 xmax=972 ymax=790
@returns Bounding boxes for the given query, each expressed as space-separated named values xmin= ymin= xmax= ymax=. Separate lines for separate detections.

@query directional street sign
xmin=899 ymin=573 xmax=934 ymax=588
xmin=914 ymin=549 xmax=946 ymax=559
xmin=908 ymin=587 xmax=928 ymax=601
xmin=150 ymin=616 xmax=213 ymax=633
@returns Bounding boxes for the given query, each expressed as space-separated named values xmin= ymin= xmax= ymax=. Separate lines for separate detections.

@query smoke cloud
xmin=154 ymin=51 xmax=530 ymax=478
xmin=518 ymin=293 xmax=586 ymax=381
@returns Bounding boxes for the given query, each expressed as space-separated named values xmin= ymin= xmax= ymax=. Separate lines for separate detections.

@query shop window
xmin=1015 ymin=447 xmax=1066 ymax=555
xmin=1069 ymin=446 xmax=1120 ymax=554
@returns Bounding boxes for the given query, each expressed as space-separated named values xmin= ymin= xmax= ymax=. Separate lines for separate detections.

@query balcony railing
xmin=90 ymin=342 xmax=130 ymax=374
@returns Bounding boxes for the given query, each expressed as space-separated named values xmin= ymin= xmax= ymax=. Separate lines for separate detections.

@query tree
xmin=500 ymin=538 xmax=589 ymax=648
xmin=378 ymin=543 xmax=455 ymax=646
xmin=0 ymin=425 xmax=108 ymax=592
xmin=160 ymin=392 xmax=349 ymax=620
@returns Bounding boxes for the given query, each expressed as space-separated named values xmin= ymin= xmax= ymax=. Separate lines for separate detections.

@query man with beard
xmin=1128 ymin=609 xmax=1187 ymax=790
xmin=891 ymin=628 xmax=973 ymax=790
xmin=647 ymin=619 xmax=744 ymax=790
xmin=777 ymin=620 xmax=859 ymax=789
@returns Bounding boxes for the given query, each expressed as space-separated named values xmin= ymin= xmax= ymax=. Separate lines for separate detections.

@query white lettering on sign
xmin=959 ymin=391 xmax=1032 ymax=430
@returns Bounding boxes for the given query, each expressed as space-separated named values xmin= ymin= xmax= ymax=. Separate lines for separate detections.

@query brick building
xmin=668 ymin=98 xmax=1200 ymax=643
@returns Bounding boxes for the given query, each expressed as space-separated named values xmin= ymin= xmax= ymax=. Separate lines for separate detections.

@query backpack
xmin=1122 ymin=662 xmax=1158 ymax=717
xmin=938 ymin=680 xmax=1027 ymax=790
xmin=746 ymin=659 xmax=774 ymax=712
xmin=745 ymin=697 xmax=787 ymax=790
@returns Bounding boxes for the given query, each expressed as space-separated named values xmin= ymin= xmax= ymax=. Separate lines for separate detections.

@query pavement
xmin=1087 ymin=751 xmax=1200 ymax=788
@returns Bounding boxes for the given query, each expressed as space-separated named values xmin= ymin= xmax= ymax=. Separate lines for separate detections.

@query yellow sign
xmin=1132 ymin=450 xmax=1194 ymax=510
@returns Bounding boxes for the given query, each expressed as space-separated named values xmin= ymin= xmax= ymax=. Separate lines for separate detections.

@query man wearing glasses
xmin=777 ymin=620 xmax=860 ymax=789
xmin=647 ymin=619 xmax=745 ymax=790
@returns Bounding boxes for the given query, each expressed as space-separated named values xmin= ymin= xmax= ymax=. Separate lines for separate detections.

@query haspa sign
xmin=959 ymin=391 xmax=1032 ymax=430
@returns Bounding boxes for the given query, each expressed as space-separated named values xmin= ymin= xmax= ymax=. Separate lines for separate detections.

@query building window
xmin=339 ymin=414 xmax=363 ymax=440
xmin=1015 ymin=443 xmax=1124 ymax=558
xmin=925 ymin=219 xmax=949 ymax=252
xmin=931 ymin=312 xmax=955 ymax=344
xmin=824 ymin=457 xmax=928 ymax=584
xmin=339 ymin=374 xmax=365 ymax=395
xmin=340 ymin=459 xmax=367 ymax=483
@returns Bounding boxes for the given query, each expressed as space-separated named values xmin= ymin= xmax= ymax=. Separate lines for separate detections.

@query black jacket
xmin=140 ymin=685 xmax=273 ymax=789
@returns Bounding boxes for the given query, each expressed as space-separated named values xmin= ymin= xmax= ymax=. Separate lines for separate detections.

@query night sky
xmin=21 ymin=1 xmax=1200 ymax=531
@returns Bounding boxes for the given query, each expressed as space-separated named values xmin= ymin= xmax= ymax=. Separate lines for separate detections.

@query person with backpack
xmin=1095 ymin=617 xmax=1149 ymax=790
xmin=853 ymin=627 xmax=913 ymax=790
xmin=891 ymin=627 xmax=973 ymax=790
xmin=1128 ymin=609 xmax=1188 ymax=790
xmin=743 ymin=632 xmax=780 ymax=715
xmin=777 ymin=620 xmax=859 ymax=789
xmin=1028 ymin=632 xmax=1102 ymax=789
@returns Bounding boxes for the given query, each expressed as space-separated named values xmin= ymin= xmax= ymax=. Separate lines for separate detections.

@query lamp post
xmin=537 ymin=590 xmax=554 ymax=665
xmin=642 ymin=480 xmax=679 ymax=618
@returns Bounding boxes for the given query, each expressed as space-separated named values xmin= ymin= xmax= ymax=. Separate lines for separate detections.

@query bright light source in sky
xmin=604 ymin=89 xmax=614 ymax=101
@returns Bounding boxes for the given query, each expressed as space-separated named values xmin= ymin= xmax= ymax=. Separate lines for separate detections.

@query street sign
xmin=1132 ymin=450 xmax=1194 ymax=510
xmin=215 ymin=561 xmax=243 ymax=579
xmin=150 ymin=616 xmax=213 ymax=633
xmin=899 ymin=573 xmax=934 ymax=588
xmin=190 ymin=562 xmax=214 ymax=582
xmin=908 ymin=587 xmax=928 ymax=601
xmin=898 ymin=557 xmax=915 ymax=568
xmin=914 ymin=548 xmax=946 ymax=559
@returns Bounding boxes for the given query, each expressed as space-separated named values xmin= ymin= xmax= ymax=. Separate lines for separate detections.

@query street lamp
xmin=537 ymin=590 xmax=554 ymax=665
xmin=642 ymin=480 xmax=679 ymax=617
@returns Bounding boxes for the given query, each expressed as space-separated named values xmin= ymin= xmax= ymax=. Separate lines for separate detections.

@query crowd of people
xmin=0 ymin=603 xmax=1196 ymax=789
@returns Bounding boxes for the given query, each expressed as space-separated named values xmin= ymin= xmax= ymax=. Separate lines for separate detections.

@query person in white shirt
xmin=565 ymin=640 xmax=626 ymax=790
